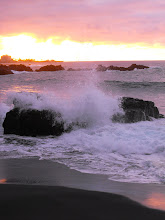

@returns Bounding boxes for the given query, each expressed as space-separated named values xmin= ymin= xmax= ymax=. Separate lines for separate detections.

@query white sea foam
xmin=0 ymin=103 xmax=10 ymax=126
xmin=0 ymin=118 xmax=165 ymax=183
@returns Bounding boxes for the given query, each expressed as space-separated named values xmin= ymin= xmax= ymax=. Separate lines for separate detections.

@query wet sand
xmin=0 ymin=158 xmax=165 ymax=219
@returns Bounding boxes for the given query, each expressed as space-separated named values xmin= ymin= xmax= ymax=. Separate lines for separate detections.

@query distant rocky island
xmin=0 ymin=55 xmax=63 ymax=64
xmin=0 ymin=55 xmax=150 ymax=76
xmin=36 ymin=65 xmax=64 ymax=72
xmin=96 ymin=64 xmax=149 ymax=71
xmin=0 ymin=55 xmax=64 ymax=75
xmin=0 ymin=64 xmax=33 ymax=75
xmin=0 ymin=64 xmax=66 ymax=75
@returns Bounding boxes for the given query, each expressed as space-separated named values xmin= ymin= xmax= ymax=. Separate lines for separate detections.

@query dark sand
xmin=0 ymin=158 xmax=165 ymax=219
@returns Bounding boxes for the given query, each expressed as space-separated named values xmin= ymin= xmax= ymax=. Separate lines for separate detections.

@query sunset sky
xmin=0 ymin=0 xmax=165 ymax=61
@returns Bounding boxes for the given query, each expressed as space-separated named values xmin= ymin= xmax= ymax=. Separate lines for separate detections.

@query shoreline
xmin=0 ymin=158 xmax=165 ymax=211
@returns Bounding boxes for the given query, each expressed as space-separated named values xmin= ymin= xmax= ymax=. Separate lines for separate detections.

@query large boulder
xmin=0 ymin=65 xmax=13 ymax=75
xmin=3 ymin=107 xmax=88 ymax=136
xmin=36 ymin=65 xmax=64 ymax=72
xmin=112 ymin=97 xmax=162 ymax=123
xmin=96 ymin=64 xmax=149 ymax=72
xmin=3 ymin=108 xmax=65 ymax=136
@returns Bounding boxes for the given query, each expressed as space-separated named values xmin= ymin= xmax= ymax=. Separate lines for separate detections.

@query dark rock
xmin=121 ymin=97 xmax=160 ymax=118
xmin=96 ymin=64 xmax=149 ymax=72
xmin=8 ymin=64 xmax=33 ymax=72
xmin=3 ymin=107 xmax=88 ymax=136
xmin=159 ymin=114 xmax=165 ymax=118
xmin=112 ymin=97 xmax=162 ymax=123
xmin=0 ymin=65 xmax=13 ymax=75
xmin=3 ymin=108 xmax=65 ymax=136
xmin=127 ymin=64 xmax=149 ymax=71
xmin=124 ymin=109 xmax=146 ymax=123
xmin=107 ymin=65 xmax=127 ymax=71
xmin=36 ymin=65 xmax=64 ymax=72
xmin=120 ymin=97 xmax=160 ymax=123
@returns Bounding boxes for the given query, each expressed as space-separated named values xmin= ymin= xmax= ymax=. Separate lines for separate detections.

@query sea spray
xmin=4 ymin=87 xmax=122 ymax=128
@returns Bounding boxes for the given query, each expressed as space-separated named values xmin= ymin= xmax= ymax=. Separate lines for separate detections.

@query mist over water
xmin=0 ymin=60 xmax=165 ymax=184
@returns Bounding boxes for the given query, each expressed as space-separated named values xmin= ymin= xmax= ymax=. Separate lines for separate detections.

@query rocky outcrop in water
xmin=112 ymin=97 xmax=163 ymax=123
xmin=96 ymin=64 xmax=149 ymax=72
xmin=3 ymin=107 xmax=87 ymax=136
xmin=0 ymin=64 xmax=32 ymax=72
xmin=36 ymin=65 xmax=64 ymax=72
xmin=0 ymin=65 xmax=14 ymax=75
xmin=8 ymin=64 xmax=33 ymax=72
xmin=3 ymin=108 xmax=65 ymax=136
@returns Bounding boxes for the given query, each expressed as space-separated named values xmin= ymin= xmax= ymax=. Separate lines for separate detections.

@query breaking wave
xmin=1 ymin=88 xmax=121 ymax=128
xmin=0 ymin=88 xmax=165 ymax=184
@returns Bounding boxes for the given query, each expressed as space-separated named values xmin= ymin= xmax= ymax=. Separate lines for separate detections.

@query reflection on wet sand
xmin=0 ymin=179 xmax=6 ymax=184
xmin=143 ymin=193 xmax=165 ymax=210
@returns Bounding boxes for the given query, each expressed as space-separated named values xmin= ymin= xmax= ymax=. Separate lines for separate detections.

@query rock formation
xmin=96 ymin=64 xmax=149 ymax=72
xmin=3 ymin=107 xmax=87 ymax=136
xmin=0 ymin=64 xmax=32 ymax=73
xmin=3 ymin=108 xmax=65 ymax=136
xmin=8 ymin=64 xmax=33 ymax=71
xmin=112 ymin=97 xmax=162 ymax=123
xmin=36 ymin=65 xmax=64 ymax=72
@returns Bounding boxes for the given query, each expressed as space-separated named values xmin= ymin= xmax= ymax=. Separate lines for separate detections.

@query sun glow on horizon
xmin=0 ymin=34 xmax=165 ymax=61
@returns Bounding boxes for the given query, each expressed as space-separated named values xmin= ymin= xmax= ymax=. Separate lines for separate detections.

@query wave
xmin=0 ymin=88 xmax=122 ymax=128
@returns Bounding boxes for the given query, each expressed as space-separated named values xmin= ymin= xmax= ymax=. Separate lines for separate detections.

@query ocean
xmin=0 ymin=60 xmax=165 ymax=184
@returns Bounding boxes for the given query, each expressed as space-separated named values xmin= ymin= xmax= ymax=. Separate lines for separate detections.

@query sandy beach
xmin=0 ymin=158 xmax=165 ymax=219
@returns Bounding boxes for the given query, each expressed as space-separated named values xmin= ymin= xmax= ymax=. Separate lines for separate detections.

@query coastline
xmin=0 ymin=158 xmax=165 ymax=212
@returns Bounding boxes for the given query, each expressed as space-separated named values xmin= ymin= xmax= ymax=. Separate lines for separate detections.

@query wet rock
xmin=121 ymin=97 xmax=160 ymax=119
xmin=3 ymin=108 xmax=65 ymax=136
xmin=36 ymin=65 xmax=64 ymax=72
xmin=3 ymin=107 xmax=88 ymax=137
xmin=112 ymin=97 xmax=162 ymax=123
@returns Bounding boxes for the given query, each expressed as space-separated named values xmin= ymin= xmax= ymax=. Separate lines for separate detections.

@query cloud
xmin=0 ymin=0 xmax=165 ymax=45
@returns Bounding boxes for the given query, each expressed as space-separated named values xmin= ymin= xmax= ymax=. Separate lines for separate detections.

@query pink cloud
xmin=0 ymin=0 xmax=165 ymax=45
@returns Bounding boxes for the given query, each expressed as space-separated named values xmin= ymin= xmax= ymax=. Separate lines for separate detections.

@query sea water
xmin=0 ymin=60 xmax=165 ymax=184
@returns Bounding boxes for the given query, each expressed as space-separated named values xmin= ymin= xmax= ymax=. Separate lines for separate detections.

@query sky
xmin=0 ymin=0 xmax=165 ymax=61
